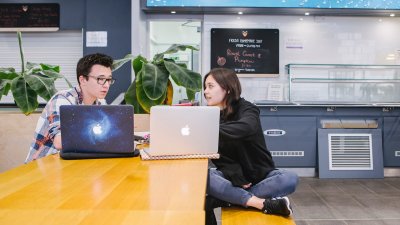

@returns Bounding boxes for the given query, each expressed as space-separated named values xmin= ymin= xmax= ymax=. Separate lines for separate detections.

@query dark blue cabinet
xmin=260 ymin=116 xmax=317 ymax=167
xmin=383 ymin=117 xmax=400 ymax=167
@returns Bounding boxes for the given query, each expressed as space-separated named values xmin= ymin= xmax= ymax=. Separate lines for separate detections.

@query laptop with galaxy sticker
xmin=59 ymin=105 xmax=137 ymax=159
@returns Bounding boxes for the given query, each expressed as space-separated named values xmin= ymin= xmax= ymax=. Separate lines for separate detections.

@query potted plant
xmin=112 ymin=44 xmax=202 ymax=113
xmin=0 ymin=32 xmax=72 ymax=115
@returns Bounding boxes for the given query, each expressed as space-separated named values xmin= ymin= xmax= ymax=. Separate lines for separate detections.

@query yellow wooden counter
xmin=0 ymin=154 xmax=208 ymax=225
xmin=222 ymin=207 xmax=296 ymax=225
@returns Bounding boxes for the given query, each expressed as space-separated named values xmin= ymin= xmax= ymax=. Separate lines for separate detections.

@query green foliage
xmin=112 ymin=44 xmax=202 ymax=113
xmin=0 ymin=32 xmax=72 ymax=115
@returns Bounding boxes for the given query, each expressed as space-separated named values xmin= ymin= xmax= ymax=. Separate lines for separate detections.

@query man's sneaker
xmin=262 ymin=196 xmax=292 ymax=217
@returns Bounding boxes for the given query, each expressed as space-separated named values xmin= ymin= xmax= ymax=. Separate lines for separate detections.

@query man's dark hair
xmin=76 ymin=53 xmax=113 ymax=84
xmin=204 ymin=68 xmax=242 ymax=120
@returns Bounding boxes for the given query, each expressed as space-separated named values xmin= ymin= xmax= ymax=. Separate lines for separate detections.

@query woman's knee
xmin=280 ymin=170 xmax=299 ymax=193
xmin=207 ymin=169 xmax=226 ymax=194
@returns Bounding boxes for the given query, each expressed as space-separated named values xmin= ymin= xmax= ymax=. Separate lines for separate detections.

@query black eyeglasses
xmin=87 ymin=75 xmax=116 ymax=85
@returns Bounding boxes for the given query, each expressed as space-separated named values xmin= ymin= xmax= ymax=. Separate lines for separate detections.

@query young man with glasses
xmin=25 ymin=53 xmax=115 ymax=163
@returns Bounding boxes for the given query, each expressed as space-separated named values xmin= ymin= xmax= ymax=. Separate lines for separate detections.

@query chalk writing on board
xmin=211 ymin=28 xmax=279 ymax=75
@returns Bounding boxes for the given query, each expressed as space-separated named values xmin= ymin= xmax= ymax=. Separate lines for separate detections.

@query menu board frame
xmin=211 ymin=28 xmax=279 ymax=77
xmin=0 ymin=3 xmax=60 ymax=31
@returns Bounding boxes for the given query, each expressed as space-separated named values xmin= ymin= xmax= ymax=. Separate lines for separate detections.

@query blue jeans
xmin=207 ymin=168 xmax=299 ymax=207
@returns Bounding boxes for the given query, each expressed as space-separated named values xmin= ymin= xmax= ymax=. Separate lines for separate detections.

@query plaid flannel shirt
xmin=25 ymin=86 xmax=103 ymax=163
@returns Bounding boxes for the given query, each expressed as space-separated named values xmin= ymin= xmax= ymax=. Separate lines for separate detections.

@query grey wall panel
xmin=85 ymin=0 xmax=132 ymax=104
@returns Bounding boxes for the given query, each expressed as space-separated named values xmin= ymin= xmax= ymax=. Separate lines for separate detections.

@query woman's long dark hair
xmin=203 ymin=68 xmax=242 ymax=120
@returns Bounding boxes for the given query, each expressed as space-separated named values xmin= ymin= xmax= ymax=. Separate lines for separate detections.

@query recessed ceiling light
xmin=305 ymin=12 xmax=310 ymax=16
xmin=238 ymin=11 xmax=243 ymax=15
xmin=390 ymin=13 xmax=395 ymax=17
xmin=171 ymin=11 xmax=176 ymax=14
xmin=299 ymin=18 xmax=304 ymax=21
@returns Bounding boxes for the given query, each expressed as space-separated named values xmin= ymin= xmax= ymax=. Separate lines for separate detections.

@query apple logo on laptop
xmin=181 ymin=125 xmax=190 ymax=136
xmin=92 ymin=123 xmax=103 ymax=135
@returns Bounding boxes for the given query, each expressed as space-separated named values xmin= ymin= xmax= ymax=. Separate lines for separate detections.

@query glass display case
xmin=287 ymin=64 xmax=400 ymax=104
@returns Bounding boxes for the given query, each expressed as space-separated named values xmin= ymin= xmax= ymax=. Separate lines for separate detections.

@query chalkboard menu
xmin=0 ymin=4 xmax=59 ymax=30
xmin=211 ymin=28 xmax=279 ymax=76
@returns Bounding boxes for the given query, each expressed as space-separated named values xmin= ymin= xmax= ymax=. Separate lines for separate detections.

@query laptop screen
xmin=147 ymin=106 xmax=220 ymax=156
xmin=60 ymin=105 xmax=134 ymax=153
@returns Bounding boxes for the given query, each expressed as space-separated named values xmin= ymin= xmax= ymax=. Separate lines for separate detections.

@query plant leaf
xmin=141 ymin=63 xmax=169 ymax=100
xmin=186 ymin=88 xmax=196 ymax=101
xmin=153 ymin=44 xmax=198 ymax=62
xmin=136 ymin=69 xmax=165 ymax=113
xmin=40 ymin=70 xmax=63 ymax=79
xmin=26 ymin=62 xmax=39 ymax=71
xmin=112 ymin=54 xmax=136 ymax=71
xmin=132 ymin=55 xmax=147 ymax=76
xmin=176 ymin=63 xmax=187 ymax=69
xmin=164 ymin=60 xmax=202 ymax=92
xmin=124 ymin=75 xmax=146 ymax=114
xmin=40 ymin=63 xmax=60 ymax=73
xmin=26 ymin=62 xmax=47 ymax=76
xmin=25 ymin=74 xmax=57 ymax=101
xmin=40 ymin=70 xmax=73 ymax=88
xmin=0 ymin=80 xmax=11 ymax=100
xmin=1 ymin=79 xmax=11 ymax=94
xmin=25 ymin=62 xmax=48 ymax=76
xmin=0 ymin=68 xmax=19 ymax=80
xmin=11 ymin=77 xmax=38 ymax=115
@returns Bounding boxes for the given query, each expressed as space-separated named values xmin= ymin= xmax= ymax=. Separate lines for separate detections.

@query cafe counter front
xmin=255 ymin=101 xmax=400 ymax=178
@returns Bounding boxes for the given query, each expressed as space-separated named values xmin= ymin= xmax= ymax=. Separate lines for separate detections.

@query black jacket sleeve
xmin=219 ymin=103 xmax=260 ymax=140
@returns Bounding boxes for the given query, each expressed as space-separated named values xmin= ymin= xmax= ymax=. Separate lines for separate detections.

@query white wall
xmin=132 ymin=10 xmax=400 ymax=103
xmin=202 ymin=15 xmax=400 ymax=102
xmin=132 ymin=0 xmax=148 ymax=58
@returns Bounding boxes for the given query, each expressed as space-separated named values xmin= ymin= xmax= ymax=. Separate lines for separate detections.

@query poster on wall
xmin=211 ymin=28 xmax=279 ymax=77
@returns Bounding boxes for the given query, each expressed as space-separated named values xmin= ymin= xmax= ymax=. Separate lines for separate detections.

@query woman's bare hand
xmin=242 ymin=183 xmax=252 ymax=189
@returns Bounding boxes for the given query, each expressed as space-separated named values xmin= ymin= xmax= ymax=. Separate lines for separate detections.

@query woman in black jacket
xmin=205 ymin=68 xmax=298 ymax=219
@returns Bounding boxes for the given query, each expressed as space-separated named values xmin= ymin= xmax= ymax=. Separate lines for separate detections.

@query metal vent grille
xmin=396 ymin=151 xmax=400 ymax=157
xmin=271 ymin=151 xmax=304 ymax=157
xmin=328 ymin=134 xmax=373 ymax=170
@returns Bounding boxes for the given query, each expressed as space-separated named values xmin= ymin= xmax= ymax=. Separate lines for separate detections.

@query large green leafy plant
xmin=113 ymin=44 xmax=202 ymax=113
xmin=0 ymin=32 xmax=72 ymax=115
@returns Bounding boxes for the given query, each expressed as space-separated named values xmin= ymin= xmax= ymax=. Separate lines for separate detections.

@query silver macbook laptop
xmin=60 ymin=105 xmax=136 ymax=158
xmin=144 ymin=106 xmax=220 ymax=158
